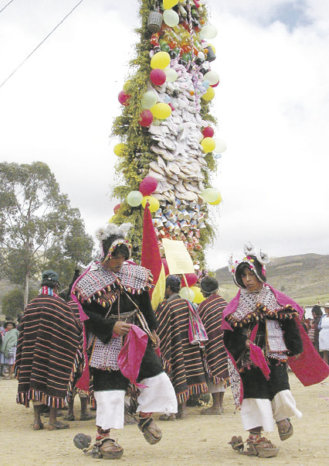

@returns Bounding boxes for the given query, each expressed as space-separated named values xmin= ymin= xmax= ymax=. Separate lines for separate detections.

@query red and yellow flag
xmin=141 ymin=204 xmax=166 ymax=310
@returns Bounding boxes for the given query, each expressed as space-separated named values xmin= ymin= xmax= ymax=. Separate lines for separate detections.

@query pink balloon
xmin=118 ymin=90 xmax=130 ymax=106
xmin=181 ymin=273 xmax=198 ymax=287
xmin=139 ymin=176 xmax=158 ymax=196
xmin=139 ymin=110 xmax=153 ymax=127
xmin=114 ymin=203 xmax=121 ymax=214
xmin=150 ymin=69 xmax=166 ymax=86
xmin=202 ymin=126 xmax=214 ymax=138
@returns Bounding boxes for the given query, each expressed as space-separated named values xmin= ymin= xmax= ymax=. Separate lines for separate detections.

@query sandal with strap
xmin=277 ymin=419 xmax=293 ymax=441
xmin=138 ymin=417 xmax=162 ymax=445
xmin=229 ymin=435 xmax=279 ymax=458
xmin=73 ymin=434 xmax=123 ymax=459
xmin=244 ymin=437 xmax=279 ymax=458
xmin=97 ymin=438 xmax=124 ymax=459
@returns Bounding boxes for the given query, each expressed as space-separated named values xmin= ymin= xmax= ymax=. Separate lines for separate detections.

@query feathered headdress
xmin=228 ymin=243 xmax=270 ymax=288
xmin=96 ymin=223 xmax=132 ymax=260
xmin=96 ymin=223 xmax=132 ymax=242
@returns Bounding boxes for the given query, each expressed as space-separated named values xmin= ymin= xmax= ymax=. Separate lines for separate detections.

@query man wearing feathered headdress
xmin=223 ymin=244 xmax=329 ymax=458
xmin=71 ymin=223 xmax=177 ymax=460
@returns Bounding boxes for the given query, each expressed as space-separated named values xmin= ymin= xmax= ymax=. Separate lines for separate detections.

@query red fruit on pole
xmin=202 ymin=126 xmax=214 ymax=138
xmin=150 ymin=69 xmax=166 ymax=86
xmin=139 ymin=176 xmax=158 ymax=196
xmin=139 ymin=110 xmax=153 ymax=127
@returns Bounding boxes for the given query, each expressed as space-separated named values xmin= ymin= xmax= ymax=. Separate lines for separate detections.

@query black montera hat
xmin=41 ymin=270 xmax=59 ymax=287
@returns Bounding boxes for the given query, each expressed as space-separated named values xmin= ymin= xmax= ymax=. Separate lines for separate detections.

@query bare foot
xmin=201 ymin=406 xmax=221 ymax=415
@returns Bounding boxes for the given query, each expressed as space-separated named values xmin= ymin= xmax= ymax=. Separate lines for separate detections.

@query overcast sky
xmin=0 ymin=0 xmax=328 ymax=269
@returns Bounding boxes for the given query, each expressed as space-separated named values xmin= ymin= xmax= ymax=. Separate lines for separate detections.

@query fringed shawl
xmin=72 ymin=262 xmax=153 ymax=309
xmin=198 ymin=294 xmax=229 ymax=384
xmin=156 ymin=295 xmax=208 ymax=403
xmin=16 ymin=294 xmax=80 ymax=408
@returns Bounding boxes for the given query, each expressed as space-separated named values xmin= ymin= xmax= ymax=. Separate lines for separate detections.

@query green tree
xmin=1 ymin=288 xmax=38 ymax=319
xmin=0 ymin=162 xmax=94 ymax=305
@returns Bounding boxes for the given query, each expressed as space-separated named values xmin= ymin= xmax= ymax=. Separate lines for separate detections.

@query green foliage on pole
xmin=111 ymin=0 xmax=221 ymax=265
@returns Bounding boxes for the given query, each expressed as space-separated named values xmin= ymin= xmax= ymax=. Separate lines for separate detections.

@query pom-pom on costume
xmin=223 ymin=245 xmax=329 ymax=457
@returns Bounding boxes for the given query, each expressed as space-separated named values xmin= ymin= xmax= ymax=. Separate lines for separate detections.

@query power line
xmin=0 ymin=0 xmax=15 ymax=15
xmin=0 ymin=0 xmax=85 ymax=90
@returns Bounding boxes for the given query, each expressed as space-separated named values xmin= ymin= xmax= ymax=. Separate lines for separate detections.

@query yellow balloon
xmin=163 ymin=0 xmax=178 ymax=10
xmin=209 ymin=193 xmax=222 ymax=205
xmin=114 ymin=143 xmax=126 ymax=157
xmin=150 ymin=103 xmax=172 ymax=119
xmin=150 ymin=51 xmax=171 ymax=70
xmin=202 ymin=86 xmax=215 ymax=102
xmin=123 ymin=80 xmax=131 ymax=92
xmin=190 ymin=286 xmax=205 ymax=304
xmin=142 ymin=195 xmax=160 ymax=213
xmin=201 ymin=137 xmax=216 ymax=153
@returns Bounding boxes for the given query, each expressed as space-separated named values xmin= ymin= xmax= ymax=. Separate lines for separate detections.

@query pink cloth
xmin=118 ymin=324 xmax=148 ymax=388
xmin=288 ymin=320 xmax=329 ymax=386
xmin=249 ymin=343 xmax=271 ymax=380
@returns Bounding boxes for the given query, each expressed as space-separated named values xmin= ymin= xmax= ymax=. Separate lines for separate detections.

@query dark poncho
xmin=156 ymin=294 xmax=208 ymax=403
xmin=198 ymin=294 xmax=229 ymax=384
xmin=16 ymin=294 xmax=80 ymax=408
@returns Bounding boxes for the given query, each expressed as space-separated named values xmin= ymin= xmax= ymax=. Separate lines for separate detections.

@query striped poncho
xmin=198 ymin=294 xmax=229 ymax=385
xmin=156 ymin=294 xmax=208 ymax=403
xmin=16 ymin=293 xmax=80 ymax=408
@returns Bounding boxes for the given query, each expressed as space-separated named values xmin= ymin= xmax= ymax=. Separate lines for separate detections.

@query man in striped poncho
xmin=15 ymin=270 xmax=80 ymax=431
xmin=198 ymin=276 xmax=229 ymax=415
xmin=156 ymin=275 xmax=208 ymax=420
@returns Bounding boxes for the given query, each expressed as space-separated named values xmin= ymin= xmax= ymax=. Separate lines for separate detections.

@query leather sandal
xmin=138 ymin=417 xmax=162 ymax=445
xmin=277 ymin=419 xmax=293 ymax=441
xmin=97 ymin=438 xmax=124 ymax=459
xmin=244 ymin=437 xmax=279 ymax=458
xmin=229 ymin=435 xmax=279 ymax=458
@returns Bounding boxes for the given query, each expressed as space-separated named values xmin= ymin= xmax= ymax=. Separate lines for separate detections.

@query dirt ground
xmin=1 ymin=373 xmax=329 ymax=465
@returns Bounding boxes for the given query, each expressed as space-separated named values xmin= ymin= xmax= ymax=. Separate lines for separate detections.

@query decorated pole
xmin=112 ymin=0 xmax=226 ymax=269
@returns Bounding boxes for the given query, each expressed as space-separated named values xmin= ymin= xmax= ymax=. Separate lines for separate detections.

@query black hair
xmin=166 ymin=275 xmax=181 ymax=293
xmin=235 ymin=255 xmax=266 ymax=288
xmin=102 ymin=234 xmax=130 ymax=261
xmin=41 ymin=278 xmax=59 ymax=288
xmin=4 ymin=321 xmax=16 ymax=329
xmin=201 ymin=276 xmax=218 ymax=297
xmin=312 ymin=305 xmax=323 ymax=317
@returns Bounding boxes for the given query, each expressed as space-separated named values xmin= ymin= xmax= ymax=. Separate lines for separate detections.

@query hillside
xmin=215 ymin=253 xmax=329 ymax=306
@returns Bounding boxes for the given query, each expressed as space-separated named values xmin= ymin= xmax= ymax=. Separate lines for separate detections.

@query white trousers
xmin=94 ymin=372 xmax=177 ymax=430
xmin=240 ymin=389 xmax=302 ymax=432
